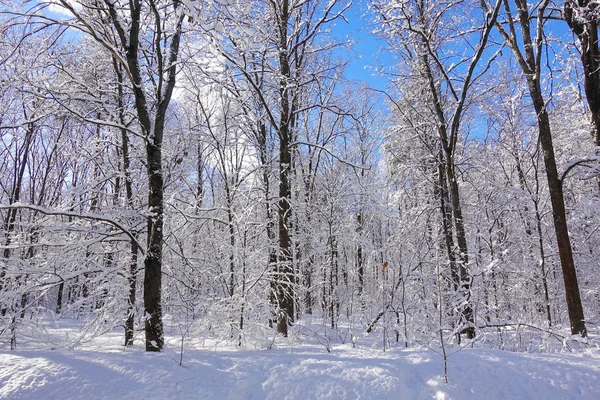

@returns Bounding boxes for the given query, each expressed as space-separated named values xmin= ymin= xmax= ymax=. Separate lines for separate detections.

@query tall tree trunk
xmin=275 ymin=0 xmax=295 ymax=336
xmin=125 ymin=241 xmax=138 ymax=346
xmin=493 ymin=0 xmax=586 ymax=336
xmin=410 ymin=0 xmax=502 ymax=340
xmin=435 ymin=150 xmax=462 ymax=332
xmin=421 ymin=39 xmax=476 ymax=339
xmin=56 ymin=282 xmax=65 ymax=315
xmin=143 ymin=140 xmax=165 ymax=350
xmin=356 ymin=209 xmax=364 ymax=298
xmin=445 ymin=158 xmax=475 ymax=339
xmin=103 ymin=0 xmax=184 ymax=350
xmin=226 ymin=194 xmax=236 ymax=298
xmin=113 ymin=58 xmax=139 ymax=347
xmin=533 ymin=98 xmax=585 ymax=336
xmin=564 ymin=0 xmax=600 ymax=147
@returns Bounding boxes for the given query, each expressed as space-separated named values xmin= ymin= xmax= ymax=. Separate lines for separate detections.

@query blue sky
xmin=333 ymin=0 xmax=391 ymax=91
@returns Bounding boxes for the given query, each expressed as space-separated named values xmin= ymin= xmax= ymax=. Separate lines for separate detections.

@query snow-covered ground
xmin=1 ymin=323 xmax=600 ymax=399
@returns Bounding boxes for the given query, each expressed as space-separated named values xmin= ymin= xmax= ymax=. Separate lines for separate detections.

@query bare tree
xmin=42 ymin=0 xmax=187 ymax=350
xmin=486 ymin=0 xmax=586 ymax=336
xmin=375 ymin=0 xmax=502 ymax=340
xmin=205 ymin=0 xmax=351 ymax=336
xmin=565 ymin=0 xmax=600 ymax=147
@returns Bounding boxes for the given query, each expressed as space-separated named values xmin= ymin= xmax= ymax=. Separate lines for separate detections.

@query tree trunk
xmin=565 ymin=1 xmax=600 ymax=147
xmin=125 ymin=241 xmax=138 ymax=347
xmin=356 ymin=210 xmax=364 ymax=298
xmin=496 ymin=0 xmax=587 ymax=336
xmin=226 ymin=193 xmax=235 ymax=298
xmin=445 ymin=159 xmax=475 ymax=339
xmin=143 ymin=141 xmax=165 ymax=350
xmin=532 ymin=95 xmax=586 ymax=336
xmin=275 ymin=0 xmax=295 ymax=336
xmin=113 ymin=58 xmax=140 ymax=347
xmin=55 ymin=281 xmax=64 ymax=315
xmin=104 ymin=0 xmax=184 ymax=351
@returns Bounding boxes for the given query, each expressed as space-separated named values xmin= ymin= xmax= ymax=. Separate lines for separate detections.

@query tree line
xmin=0 ymin=0 xmax=598 ymax=352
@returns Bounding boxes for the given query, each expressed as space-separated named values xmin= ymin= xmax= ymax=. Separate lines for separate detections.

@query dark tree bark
xmin=356 ymin=210 xmax=364 ymax=297
xmin=101 ymin=0 xmax=185 ymax=350
xmin=55 ymin=281 xmax=65 ymax=315
xmin=535 ymin=96 xmax=586 ymax=336
xmin=381 ymin=0 xmax=502 ymax=340
xmin=125 ymin=240 xmax=138 ymax=347
xmin=209 ymin=0 xmax=347 ymax=335
xmin=445 ymin=155 xmax=475 ymax=339
xmin=564 ymin=0 xmax=600 ymax=147
xmin=490 ymin=0 xmax=586 ymax=336
xmin=435 ymin=150 xmax=459 ymax=294
xmin=113 ymin=58 xmax=139 ymax=347
xmin=274 ymin=0 xmax=295 ymax=337
xmin=421 ymin=49 xmax=476 ymax=339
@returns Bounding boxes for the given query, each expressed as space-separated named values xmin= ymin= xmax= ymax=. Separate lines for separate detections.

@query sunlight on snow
xmin=435 ymin=390 xmax=448 ymax=400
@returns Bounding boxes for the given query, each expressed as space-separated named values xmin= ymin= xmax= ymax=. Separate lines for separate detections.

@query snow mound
xmin=2 ymin=344 xmax=599 ymax=399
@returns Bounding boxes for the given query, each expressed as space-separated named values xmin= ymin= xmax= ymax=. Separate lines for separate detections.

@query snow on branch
xmin=0 ymin=203 xmax=145 ymax=255
xmin=560 ymin=156 xmax=600 ymax=182
xmin=292 ymin=141 xmax=371 ymax=170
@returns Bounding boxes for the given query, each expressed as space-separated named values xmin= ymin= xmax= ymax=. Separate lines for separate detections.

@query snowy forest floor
xmin=2 ymin=320 xmax=600 ymax=399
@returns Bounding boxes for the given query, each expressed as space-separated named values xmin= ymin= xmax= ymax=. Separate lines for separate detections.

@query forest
xmin=1 ymin=0 xmax=599 ymax=376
